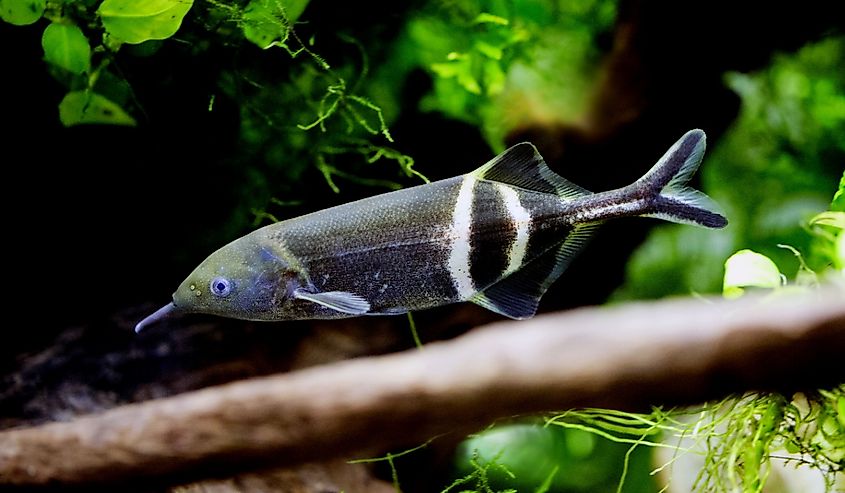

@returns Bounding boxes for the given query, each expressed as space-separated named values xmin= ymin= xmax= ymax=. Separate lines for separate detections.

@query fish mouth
xmin=134 ymin=301 xmax=179 ymax=333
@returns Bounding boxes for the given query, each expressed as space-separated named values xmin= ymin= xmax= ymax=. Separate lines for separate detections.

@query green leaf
xmin=0 ymin=0 xmax=45 ymax=26
xmin=809 ymin=211 xmax=845 ymax=230
xmin=474 ymin=40 xmax=503 ymax=60
xmin=723 ymin=249 xmax=783 ymax=298
xmin=473 ymin=12 xmax=509 ymax=26
xmin=242 ymin=0 xmax=284 ymax=50
xmin=242 ymin=0 xmax=310 ymax=49
xmin=483 ymin=60 xmax=506 ymax=95
xmin=59 ymin=91 xmax=136 ymax=127
xmin=832 ymin=170 xmax=845 ymax=212
xmin=41 ymin=23 xmax=91 ymax=75
xmin=98 ymin=0 xmax=194 ymax=45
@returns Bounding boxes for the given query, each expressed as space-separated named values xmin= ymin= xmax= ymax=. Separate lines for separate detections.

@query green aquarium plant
xmin=1 ymin=0 xmax=46 ymax=26
xmin=98 ymin=0 xmax=195 ymax=44
xmin=2 ymin=0 xmax=431 ymax=246
xmin=5 ymin=0 xmax=196 ymax=126
xmin=616 ymin=37 xmax=845 ymax=301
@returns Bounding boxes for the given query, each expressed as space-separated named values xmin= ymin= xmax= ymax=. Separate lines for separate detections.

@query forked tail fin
xmin=637 ymin=129 xmax=728 ymax=229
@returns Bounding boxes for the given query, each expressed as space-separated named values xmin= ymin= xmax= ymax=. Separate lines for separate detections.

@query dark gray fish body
xmin=135 ymin=129 xmax=727 ymax=332
xmin=277 ymin=176 xmax=466 ymax=317
xmin=267 ymin=176 xmax=572 ymax=318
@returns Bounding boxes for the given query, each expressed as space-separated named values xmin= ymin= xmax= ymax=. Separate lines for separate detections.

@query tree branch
xmin=1 ymin=287 xmax=844 ymax=487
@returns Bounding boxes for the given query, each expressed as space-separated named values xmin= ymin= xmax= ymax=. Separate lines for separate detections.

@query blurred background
xmin=1 ymin=0 xmax=843 ymax=491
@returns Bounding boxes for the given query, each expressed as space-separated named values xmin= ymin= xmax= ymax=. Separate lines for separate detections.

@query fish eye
xmin=210 ymin=277 xmax=232 ymax=297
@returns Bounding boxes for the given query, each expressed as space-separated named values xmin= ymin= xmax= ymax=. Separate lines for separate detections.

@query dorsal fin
xmin=472 ymin=142 xmax=591 ymax=200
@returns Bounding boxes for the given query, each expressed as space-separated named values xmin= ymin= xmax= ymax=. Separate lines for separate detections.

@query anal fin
xmin=470 ymin=224 xmax=598 ymax=319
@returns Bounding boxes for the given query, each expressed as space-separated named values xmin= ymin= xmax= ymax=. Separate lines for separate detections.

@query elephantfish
xmin=136 ymin=129 xmax=726 ymax=332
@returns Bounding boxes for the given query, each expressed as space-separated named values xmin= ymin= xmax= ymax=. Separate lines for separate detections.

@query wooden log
xmin=172 ymin=461 xmax=395 ymax=493
xmin=1 ymin=287 xmax=843 ymax=487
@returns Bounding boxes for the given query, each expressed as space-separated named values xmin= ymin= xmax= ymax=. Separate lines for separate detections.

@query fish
xmin=135 ymin=129 xmax=727 ymax=333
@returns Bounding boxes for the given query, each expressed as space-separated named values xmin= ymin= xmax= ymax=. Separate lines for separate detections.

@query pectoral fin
xmin=293 ymin=289 xmax=371 ymax=315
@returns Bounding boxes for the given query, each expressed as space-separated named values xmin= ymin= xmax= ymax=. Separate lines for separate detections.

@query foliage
xmin=721 ymin=194 xmax=844 ymax=298
xmin=385 ymin=0 xmax=616 ymax=148
xmin=41 ymin=22 xmax=90 ymax=75
xmin=3 ymin=0 xmax=433 ymax=240
xmin=58 ymin=90 xmax=136 ymax=126
xmin=3 ymin=0 xmax=615 ymax=235
xmin=692 ymin=219 xmax=843 ymax=492
xmin=451 ymin=422 xmax=655 ymax=492
xmin=546 ymin=390 xmax=845 ymax=493
xmin=429 ymin=12 xmax=520 ymax=97
xmin=200 ymin=0 xmax=428 ymax=228
xmin=349 ymin=439 xmax=435 ymax=493
xmin=5 ymin=0 xmax=197 ymax=127
xmin=380 ymin=381 xmax=842 ymax=493
xmin=98 ymin=0 xmax=194 ymax=44
xmin=833 ymin=172 xmax=845 ymax=211
xmin=443 ymin=449 xmax=518 ymax=493
xmin=616 ymin=36 xmax=845 ymax=301
xmin=0 ymin=0 xmax=45 ymax=25
xmin=240 ymin=0 xmax=309 ymax=49
xmin=722 ymin=249 xmax=785 ymax=298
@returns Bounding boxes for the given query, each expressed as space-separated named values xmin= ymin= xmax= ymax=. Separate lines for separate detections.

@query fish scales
xmin=272 ymin=177 xmax=574 ymax=315
xmin=135 ymin=129 xmax=728 ymax=332
xmin=278 ymin=178 xmax=462 ymax=313
xmin=469 ymin=180 xmax=517 ymax=289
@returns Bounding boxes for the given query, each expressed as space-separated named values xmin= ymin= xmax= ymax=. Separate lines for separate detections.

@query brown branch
xmin=174 ymin=461 xmax=395 ymax=493
xmin=2 ymin=287 xmax=844 ymax=487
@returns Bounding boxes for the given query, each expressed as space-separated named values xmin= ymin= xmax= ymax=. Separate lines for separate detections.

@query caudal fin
xmin=637 ymin=129 xmax=728 ymax=229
